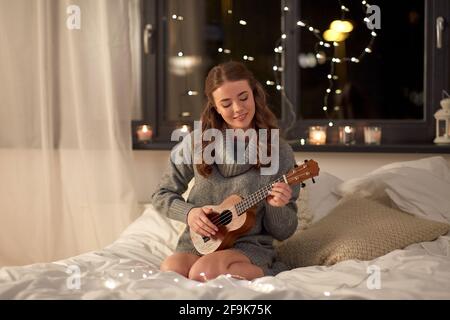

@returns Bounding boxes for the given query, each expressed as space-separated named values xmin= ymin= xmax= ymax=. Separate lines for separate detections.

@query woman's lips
xmin=234 ymin=113 xmax=247 ymax=121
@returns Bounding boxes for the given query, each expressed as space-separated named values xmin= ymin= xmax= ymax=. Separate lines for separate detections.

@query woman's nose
xmin=232 ymin=101 xmax=244 ymax=112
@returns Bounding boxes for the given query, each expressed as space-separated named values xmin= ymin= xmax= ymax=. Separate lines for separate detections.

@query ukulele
xmin=190 ymin=159 xmax=320 ymax=255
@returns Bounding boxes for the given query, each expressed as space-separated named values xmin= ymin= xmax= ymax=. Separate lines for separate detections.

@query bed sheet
xmin=1 ymin=205 xmax=449 ymax=299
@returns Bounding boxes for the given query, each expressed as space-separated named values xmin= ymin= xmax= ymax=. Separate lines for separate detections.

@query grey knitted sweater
xmin=151 ymin=133 xmax=300 ymax=276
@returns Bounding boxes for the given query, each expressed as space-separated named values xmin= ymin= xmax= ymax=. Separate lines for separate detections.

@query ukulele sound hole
xmin=202 ymin=210 xmax=233 ymax=243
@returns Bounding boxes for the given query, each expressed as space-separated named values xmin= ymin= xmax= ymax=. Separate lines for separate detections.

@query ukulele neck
xmin=235 ymin=176 xmax=286 ymax=216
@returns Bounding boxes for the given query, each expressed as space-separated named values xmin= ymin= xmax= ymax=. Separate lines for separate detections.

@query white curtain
xmin=0 ymin=0 xmax=141 ymax=266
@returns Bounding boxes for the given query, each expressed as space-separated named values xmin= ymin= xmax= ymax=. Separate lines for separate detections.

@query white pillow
xmin=383 ymin=169 xmax=450 ymax=224
xmin=370 ymin=156 xmax=450 ymax=183
xmin=335 ymin=157 xmax=450 ymax=199
xmin=115 ymin=204 xmax=185 ymax=259
xmin=297 ymin=172 xmax=343 ymax=224
xmin=334 ymin=157 xmax=450 ymax=224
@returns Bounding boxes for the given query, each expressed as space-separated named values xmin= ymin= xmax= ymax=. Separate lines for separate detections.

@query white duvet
xmin=1 ymin=204 xmax=449 ymax=300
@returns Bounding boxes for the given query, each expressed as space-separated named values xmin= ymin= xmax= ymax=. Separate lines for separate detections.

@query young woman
xmin=151 ymin=61 xmax=300 ymax=282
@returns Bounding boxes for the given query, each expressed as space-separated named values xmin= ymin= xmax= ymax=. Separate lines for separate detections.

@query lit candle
xmin=309 ymin=126 xmax=327 ymax=145
xmin=136 ymin=125 xmax=153 ymax=143
xmin=339 ymin=126 xmax=356 ymax=145
xmin=364 ymin=126 xmax=382 ymax=145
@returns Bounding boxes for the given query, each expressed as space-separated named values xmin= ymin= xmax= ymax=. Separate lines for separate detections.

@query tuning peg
xmin=312 ymin=178 xmax=316 ymax=183
xmin=294 ymin=164 xmax=299 ymax=168
xmin=304 ymin=159 xmax=308 ymax=163
xmin=301 ymin=183 xmax=306 ymax=188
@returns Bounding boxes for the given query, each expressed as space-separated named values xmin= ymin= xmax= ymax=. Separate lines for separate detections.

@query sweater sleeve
xmin=263 ymin=141 xmax=300 ymax=241
xmin=150 ymin=136 xmax=196 ymax=224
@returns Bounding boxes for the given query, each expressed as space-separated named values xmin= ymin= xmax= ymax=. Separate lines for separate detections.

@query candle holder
xmin=136 ymin=124 xmax=153 ymax=143
xmin=339 ymin=126 xmax=356 ymax=145
xmin=364 ymin=126 xmax=382 ymax=145
xmin=309 ymin=126 xmax=327 ymax=145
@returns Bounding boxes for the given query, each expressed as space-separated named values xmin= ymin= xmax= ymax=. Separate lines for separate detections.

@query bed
xmin=1 ymin=156 xmax=449 ymax=299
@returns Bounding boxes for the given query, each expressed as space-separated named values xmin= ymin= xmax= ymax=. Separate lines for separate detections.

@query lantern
xmin=434 ymin=98 xmax=450 ymax=144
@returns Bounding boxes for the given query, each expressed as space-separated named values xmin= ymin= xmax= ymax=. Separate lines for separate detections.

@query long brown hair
xmin=197 ymin=61 xmax=278 ymax=177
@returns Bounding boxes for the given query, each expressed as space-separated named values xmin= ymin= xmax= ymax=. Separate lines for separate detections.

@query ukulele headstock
xmin=287 ymin=159 xmax=320 ymax=186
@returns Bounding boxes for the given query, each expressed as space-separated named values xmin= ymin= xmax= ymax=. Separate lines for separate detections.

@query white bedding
xmin=1 ymin=204 xmax=449 ymax=300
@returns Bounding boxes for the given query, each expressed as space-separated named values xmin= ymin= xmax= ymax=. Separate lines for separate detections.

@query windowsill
xmin=133 ymin=142 xmax=177 ymax=150
xmin=132 ymin=141 xmax=450 ymax=153
xmin=287 ymin=141 xmax=450 ymax=153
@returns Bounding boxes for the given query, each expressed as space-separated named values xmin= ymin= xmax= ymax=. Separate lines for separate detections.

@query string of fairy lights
xmin=169 ymin=0 xmax=377 ymax=133
xmin=276 ymin=0 xmax=378 ymax=131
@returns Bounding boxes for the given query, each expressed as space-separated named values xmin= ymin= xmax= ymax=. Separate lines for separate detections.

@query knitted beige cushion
xmin=277 ymin=196 xmax=450 ymax=268
xmin=296 ymin=188 xmax=313 ymax=231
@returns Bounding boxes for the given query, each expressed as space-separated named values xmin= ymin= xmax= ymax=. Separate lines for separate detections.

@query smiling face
xmin=212 ymin=80 xmax=256 ymax=130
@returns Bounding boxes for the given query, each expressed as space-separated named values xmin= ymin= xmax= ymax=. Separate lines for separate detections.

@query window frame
xmin=282 ymin=0 xmax=450 ymax=144
xmin=139 ymin=0 xmax=450 ymax=148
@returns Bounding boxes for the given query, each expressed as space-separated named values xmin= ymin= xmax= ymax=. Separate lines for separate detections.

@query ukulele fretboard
xmin=235 ymin=176 xmax=285 ymax=215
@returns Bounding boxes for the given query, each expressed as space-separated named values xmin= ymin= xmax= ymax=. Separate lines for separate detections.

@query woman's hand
xmin=187 ymin=206 xmax=219 ymax=237
xmin=266 ymin=182 xmax=292 ymax=207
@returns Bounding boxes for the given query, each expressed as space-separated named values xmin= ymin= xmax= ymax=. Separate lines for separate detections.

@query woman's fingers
xmin=268 ymin=183 xmax=292 ymax=205
xmin=194 ymin=221 xmax=214 ymax=237
xmin=201 ymin=208 xmax=219 ymax=232
xmin=199 ymin=215 xmax=218 ymax=235
xmin=191 ymin=207 xmax=218 ymax=237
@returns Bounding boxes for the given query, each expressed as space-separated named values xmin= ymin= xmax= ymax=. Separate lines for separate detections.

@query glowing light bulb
xmin=297 ymin=21 xmax=306 ymax=27
xmin=328 ymin=122 xmax=334 ymax=127
xmin=323 ymin=29 xmax=348 ymax=42
xmin=179 ymin=125 xmax=189 ymax=133
xmin=104 ymin=279 xmax=116 ymax=289
xmin=239 ymin=20 xmax=247 ymax=25
xmin=177 ymin=51 xmax=183 ymax=57
xmin=330 ymin=20 xmax=353 ymax=33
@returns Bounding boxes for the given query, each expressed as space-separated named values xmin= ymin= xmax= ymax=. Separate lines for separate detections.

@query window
xmin=139 ymin=0 xmax=449 ymax=147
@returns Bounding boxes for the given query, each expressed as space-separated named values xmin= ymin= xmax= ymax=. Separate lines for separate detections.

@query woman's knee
xmin=188 ymin=250 xmax=247 ymax=281
xmin=160 ymin=253 xmax=199 ymax=277
xmin=188 ymin=258 xmax=223 ymax=281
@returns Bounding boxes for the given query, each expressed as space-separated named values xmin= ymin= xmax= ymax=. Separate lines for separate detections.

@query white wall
xmin=132 ymin=150 xmax=450 ymax=203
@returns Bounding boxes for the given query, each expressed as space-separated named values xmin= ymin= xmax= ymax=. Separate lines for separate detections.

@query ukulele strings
xmin=208 ymin=176 xmax=285 ymax=227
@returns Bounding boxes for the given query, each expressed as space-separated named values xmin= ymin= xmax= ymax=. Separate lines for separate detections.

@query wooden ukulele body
xmin=190 ymin=194 xmax=256 ymax=255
